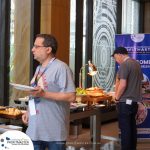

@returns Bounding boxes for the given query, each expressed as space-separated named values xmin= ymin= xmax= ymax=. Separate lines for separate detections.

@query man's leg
xmin=47 ymin=141 xmax=66 ymax=150
xmin=117 ymin=103 xmax=132 ymax=150
xmin=131 ymin=103 xmax=138 ymax=150
xmin=32 ymin=141 xmax=46 ymax=150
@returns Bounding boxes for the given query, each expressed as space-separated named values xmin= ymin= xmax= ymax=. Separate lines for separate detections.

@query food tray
xmin=0 ymin=106 xmax=6 ymax=110
xmin=76 ymin=95 xmax=112 ymax=106
xmin=0 ymin=113 xmax=22 ymax=119
xmin=89 ymin=95 xmax=112 ymax=99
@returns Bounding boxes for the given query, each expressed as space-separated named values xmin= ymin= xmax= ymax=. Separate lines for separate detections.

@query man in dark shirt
xmin=111 ymin=47 xmax=143 ymax=150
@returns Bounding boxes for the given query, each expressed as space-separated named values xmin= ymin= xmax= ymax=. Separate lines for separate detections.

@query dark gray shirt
xmin=117 ymin=58 xmax=143 ymax=102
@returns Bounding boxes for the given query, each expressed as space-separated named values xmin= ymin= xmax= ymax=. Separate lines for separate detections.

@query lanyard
xmin=32 ymin=57 xmax=56 ymax=87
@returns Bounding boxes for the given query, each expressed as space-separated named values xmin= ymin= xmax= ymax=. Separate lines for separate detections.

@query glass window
xmin=122 ymin=0 xmax=140 ymax=33
xmin=83 ymin=0 xmax=87 ymax=65
xmin=69 ymin=0 xmax=118 ymax=91
xmin=69 ymin=0 xmax=76 ymax=78
xmin=69 ymin=0 xmax=87 ymax=88
xmin=9 ymin=0 xmax=31 ymax=104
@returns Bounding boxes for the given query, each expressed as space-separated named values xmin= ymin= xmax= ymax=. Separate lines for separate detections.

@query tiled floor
xmin=67 ymin=121 xmax=150 ymax=150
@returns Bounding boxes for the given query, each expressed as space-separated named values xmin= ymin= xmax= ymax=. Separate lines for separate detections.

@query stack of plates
xmin=70 ymin=103 xmax=87 ymax=110
xmin=94 ymin=104 xmax=105 ymax=108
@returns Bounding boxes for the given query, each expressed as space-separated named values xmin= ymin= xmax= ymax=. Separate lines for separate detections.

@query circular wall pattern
xmin=93 ymin=0 xmax=117 ymax=91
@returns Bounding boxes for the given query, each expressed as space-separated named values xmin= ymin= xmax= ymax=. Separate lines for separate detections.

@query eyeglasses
xmin=33 ymin=45 xmax=49 ymax=49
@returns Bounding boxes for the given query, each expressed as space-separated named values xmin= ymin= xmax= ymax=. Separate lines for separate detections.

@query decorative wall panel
xmin=93 ymin=0 xmax=117 ymax=91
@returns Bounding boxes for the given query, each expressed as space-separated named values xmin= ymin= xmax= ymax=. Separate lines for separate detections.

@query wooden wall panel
xmin=40 ymin=0 xmax=51 ymax=33
xmin=144 ymin=2 xmax=150 ymax=33
xmin=41 ymin=0 xmax=70 ymax=64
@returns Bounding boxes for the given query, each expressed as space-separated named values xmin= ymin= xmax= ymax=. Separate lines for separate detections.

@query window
xmin=9 ymin=0 xmax=31 ymax=104
xmin=69 ymin=0 xmax=117 ymax=91
xmin=122 ymin=0 xmax=140 ymax=33
xmin=69 ymin=0 xmax=76 ymax=78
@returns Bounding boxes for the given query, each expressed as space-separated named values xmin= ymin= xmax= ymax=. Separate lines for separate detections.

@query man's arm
xmin=115 ymin=79 xmax=127 ymax=100
xmin=115 ymin=76 xmax=119 ymax=92
xmin=30 ymin=87 xmax=76 ymax=102
xmin=22 ymin=110 xmax=29 ymax=125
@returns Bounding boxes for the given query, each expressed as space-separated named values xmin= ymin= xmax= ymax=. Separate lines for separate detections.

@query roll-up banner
xmin=115 ymin=34 xmax=150 ymax=139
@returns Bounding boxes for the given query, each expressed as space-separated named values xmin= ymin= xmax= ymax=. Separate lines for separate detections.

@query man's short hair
xmin=111 ymin=47 xmax=128 ymax=57
xmin=36 ymin=34 xmax=58 ymax=55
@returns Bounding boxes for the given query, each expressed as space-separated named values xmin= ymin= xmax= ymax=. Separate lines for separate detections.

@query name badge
xmin=126 ymin=99 xmax=132 ymax=105
xmin=29 ymin=99 xmax=36 ymax=116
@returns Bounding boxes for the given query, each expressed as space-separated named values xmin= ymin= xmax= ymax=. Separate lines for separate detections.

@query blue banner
xmin=115 ymin=34 xmax=150 ymax=139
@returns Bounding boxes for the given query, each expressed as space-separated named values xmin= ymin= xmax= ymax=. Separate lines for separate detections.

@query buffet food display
xmin=75 ymin=87 xmax=113 ymax=106
xmin=85 ymin=87 xmax=104 ymax=97
xmin=0 ymin=87 xmax=114 ymax=118
xmin=0 ymin=107 xmax=22 ymax=119
xmin=76 ymin=87 xmax=109 ymax=97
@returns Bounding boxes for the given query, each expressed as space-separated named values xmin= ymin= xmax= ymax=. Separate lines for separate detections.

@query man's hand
xmin=29 ymin=86 xmax=45 ymax=98
xmin=136 ymin=102 xmax=146 ymax=121
xmin=22 ymin=111 xmax=29 ymax=125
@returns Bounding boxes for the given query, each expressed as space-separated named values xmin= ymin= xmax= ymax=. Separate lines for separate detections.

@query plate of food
xmin=10 ymin=83 xmax=36 ymax=91
xmin=0 ymin=106 xmax=6 ymax=110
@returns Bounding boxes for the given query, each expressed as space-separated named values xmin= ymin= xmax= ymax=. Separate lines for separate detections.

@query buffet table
xmin=0 ymin=98 xmax=102 ymax=150
xmin=0 ymin=108 xmax=101 ymax=150
xmin=0 ymin=107 xmax=23 ymax=125
xmin=70 ymin=108 xmax=101 ymax=150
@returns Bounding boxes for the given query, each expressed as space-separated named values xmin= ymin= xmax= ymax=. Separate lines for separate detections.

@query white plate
xmin=70 ymin=103 xmax=87 ymax=108
xmin=10 ymin=83 xmax=35 ymax=91
xmin=70 ymin=106 xmax=78 ymax=110
xmin=94 ymin=104 xmax=105 ymax=107
xmin=76 ymin=103 xmax=87 ymax=108
xmin=18 ymin=97 xmax=29 ymax=101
